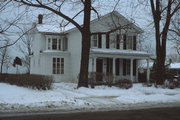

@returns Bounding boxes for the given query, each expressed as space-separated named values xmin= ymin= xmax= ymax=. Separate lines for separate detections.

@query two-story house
xmin=30 ymin=11 xmax=151 ymax=83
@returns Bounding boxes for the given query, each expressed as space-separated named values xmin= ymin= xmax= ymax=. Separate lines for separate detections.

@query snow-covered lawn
xmin=0 ymin=82 xmax=180 ymax=113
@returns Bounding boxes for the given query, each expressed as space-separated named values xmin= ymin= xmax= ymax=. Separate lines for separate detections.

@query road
xmin=0 ymin=107 xmax=180 ymax=120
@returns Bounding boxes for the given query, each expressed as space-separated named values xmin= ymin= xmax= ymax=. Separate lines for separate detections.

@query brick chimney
xmin=38 ymin=14 xmax=43 ymax=24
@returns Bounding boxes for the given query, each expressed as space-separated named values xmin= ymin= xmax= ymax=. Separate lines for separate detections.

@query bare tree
xmin=17 ymin=26 xmax=33 ymax=74
xmin=0 ymin=1 xmax=34 ymax=50
xmin=167 ymin=53 xmax=180 ymax=62
xmin=0 ymin=39 xmax=11 ymax=73
xmin=169 ymin=11 xmax=180 ymax=55
xmin=149 ymin=0 xmax=180 ymax=84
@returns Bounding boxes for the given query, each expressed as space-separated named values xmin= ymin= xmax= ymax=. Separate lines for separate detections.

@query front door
xmin=96 ymin=59 xmax=103 ymax=81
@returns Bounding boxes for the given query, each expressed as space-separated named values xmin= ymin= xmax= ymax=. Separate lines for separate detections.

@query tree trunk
xmin=77 ymin=0 xmax=91 ymax=88
xmin=150 ymin=0 xmax=173 ymax=85
xmin=155 ymin=48 xmax=166 ymax=84
xmin=0 ymin=49 xmax=6 ymax=74
xmin=0 ymin=61 xmax=3 ymax=73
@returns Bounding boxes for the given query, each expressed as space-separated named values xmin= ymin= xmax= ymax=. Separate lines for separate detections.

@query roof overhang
xmin=90 ymin=48 xmax=152 ymax=59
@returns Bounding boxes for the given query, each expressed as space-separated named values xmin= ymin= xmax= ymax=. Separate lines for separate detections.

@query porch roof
xmin=90 ymin=48 xmax=152 ymax=59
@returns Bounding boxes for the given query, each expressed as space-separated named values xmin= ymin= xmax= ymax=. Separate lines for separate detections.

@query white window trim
xmin=52 ymin=58 xmax=64 ymax=74
xmin=46 ymin=35 xmax=67 ymax=51
xmin=127 ymin=36 xmax=133 ymax=50
xmin=91 ymin=34 xmax=98 ymax=48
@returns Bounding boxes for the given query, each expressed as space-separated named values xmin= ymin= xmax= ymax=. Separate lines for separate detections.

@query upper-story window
xmin=127 ymin=36 xmax=133 ymax=50
xmin=47 ymin=36 xmax=67 ymax=51
xmin=123 ymin=35 xmax=136 ymax=50
xmin=91 ymin=34 xmax=98 ymax=48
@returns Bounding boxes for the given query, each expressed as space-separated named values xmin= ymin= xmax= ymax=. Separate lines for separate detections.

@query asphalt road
xmin=0 ymin=107 xmax=180 ymax=120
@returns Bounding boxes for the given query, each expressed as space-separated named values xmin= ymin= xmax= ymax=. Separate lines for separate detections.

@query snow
xmin=91 ymin=48 xmax=152 ymax=57
xmin=139 ymin=61 xmax=154 ymax=69
xmin=170 ymin=63 xmax=180 ymax=69
xmin=0 ymin=83 xmax=180 ymax=113
xmin=139 ymin=62 xmax=180 ymax=69
xmin=36 ymin=24 xmax=74 ymax=33
xmin=42 ymin=50 xmax=70 ymax=54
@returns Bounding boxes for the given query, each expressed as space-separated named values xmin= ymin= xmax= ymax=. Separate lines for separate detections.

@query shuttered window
xmin=124 ymin=35 xmax=137 ymax=50
xmin=47 ymin=37 xmax=68 ymax=51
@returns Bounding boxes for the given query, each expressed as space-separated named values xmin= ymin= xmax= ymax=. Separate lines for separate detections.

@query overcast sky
xmin=0 ymin=0 xmax=178 ymax=60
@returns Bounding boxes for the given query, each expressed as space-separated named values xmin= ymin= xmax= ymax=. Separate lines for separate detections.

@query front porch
xmin=89 ymin=49 xmax=151 ymax=82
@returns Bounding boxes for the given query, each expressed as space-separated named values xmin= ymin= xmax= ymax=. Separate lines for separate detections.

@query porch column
xmin=146 ymin=59 xmax=150 ymax=82
xmin=113 ymin=57 xmax=116 ymax=81
xmin=130 ymin=58 xmax=133 ymax=81
xmin=136 ymin=60 xmax=139 ymax=82
xmin=92 ymin=57 xmax=97 ymax=72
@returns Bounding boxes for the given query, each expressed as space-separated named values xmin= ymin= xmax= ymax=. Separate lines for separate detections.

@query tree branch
xmin=170 ymin=1 xmax=180 ymax=17
xmin=14 ymin=0 xmax=83 ymax=32
xmin=0 ymin=27 xmax=34 ymax=49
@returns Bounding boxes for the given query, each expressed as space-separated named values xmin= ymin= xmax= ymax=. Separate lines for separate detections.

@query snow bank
xmin=0 ymin=83 xmax=180 ymax=113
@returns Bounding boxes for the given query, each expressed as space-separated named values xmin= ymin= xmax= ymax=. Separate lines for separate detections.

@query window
xmin=58 ymin=39 xmax=61 ymax=50
xmin=127 ymin=36 xmax=133 ymax=49
xmin=52 ymin=58 xmax=64 ymax=74
xmin=47 ymin=36 xmax=67 ymax=51
xmin=48 ymin=38 xmax=51 ymax=49
xmin=52 ymin=38 xmax=58 ymax=50
xmin=123 ymin=35 xmax=136 ymax=50
xmin=91 ymin=34 xmax=98 ymax=47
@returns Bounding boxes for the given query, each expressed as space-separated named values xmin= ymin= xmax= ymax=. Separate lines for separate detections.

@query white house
xmin=30 ymin=11 xmax=151 ymax=83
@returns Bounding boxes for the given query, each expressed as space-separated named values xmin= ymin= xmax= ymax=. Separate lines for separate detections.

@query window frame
xmin=91 ymin=34 xmax=98 ymax=48
xmin=52 ymin=58 xmax=64 ymax=74
xmin=127 ymin=36 xmax=133 ymax=50
xmin=47 ymin=36 xmax=67 ymax=51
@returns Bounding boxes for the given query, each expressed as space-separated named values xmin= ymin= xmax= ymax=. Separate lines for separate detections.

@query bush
xmin=103 ymin=73 xmax=114 ymax=87
xmin=0 ymin=74 xmax=53 ymax=90
xmin=88 ymin=72 xmax=114 ymax=88
xmin=114 ymin=79 xmax=133 ymax=89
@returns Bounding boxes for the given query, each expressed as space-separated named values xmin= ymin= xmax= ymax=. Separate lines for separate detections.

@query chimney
xmin=38 ymin=14 xmax=43 ymax=24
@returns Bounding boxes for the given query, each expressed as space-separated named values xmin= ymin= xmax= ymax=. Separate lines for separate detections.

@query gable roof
xmin=35 ymin=11 xmax=143 ymax=34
